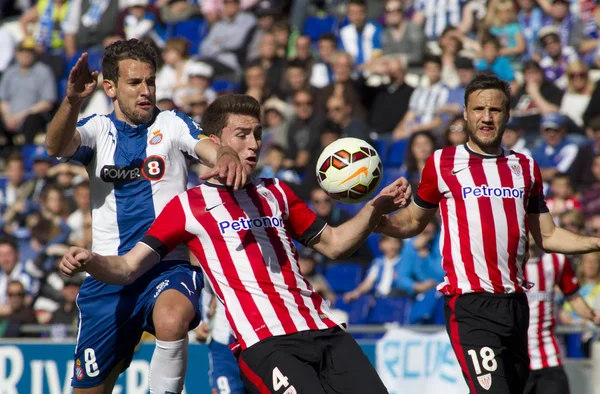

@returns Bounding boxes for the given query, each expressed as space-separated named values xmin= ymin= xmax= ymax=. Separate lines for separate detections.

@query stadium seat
xmin=302 ymin=16 xmax=338 ymax=41
xmin=170 ymin=19 xmax=207 ymax=55
xmin=211 ymin=79 xmax=241 ymax=93
xmin=366 ymin=233 xmax=382 ymax=258
xmin=381 ymin=166 xmax=404 ymax=191
xmin=334 ymin=294 xmax=372 ymax=324
xmin=21 ymin=144 xmax=41 ymax=172
xmin=372 ymin=139 xmax=388 ymax=164
xmin=325 ymin=262 xmax=364 ymax=293
xmin=367 ymin=296 xmax=412 ymax=325
xmin=385 ymin=139 xmax=409 ymax=167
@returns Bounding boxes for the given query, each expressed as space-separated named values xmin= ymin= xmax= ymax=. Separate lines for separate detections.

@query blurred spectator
xmin=156 ymin=38 xmax=193 ymax=105
xmin=560 ymin=61 xmax=593 ymax=128
xmin=201 ymin=0 xmax=258 ymax=25
xmin=368 ymin=57 xmax=414 ymax=138
xmin=326 ymin=94 xmax=371 ymax=142
xmin=533 ymin=113 xmax=579 ymax=182
xmin=476 ymin=34 xmax=516 ymax=83
xmin=546 ymin=173 xmax=581 ymax=220
xmin=67 ymin=181 xmax=92 ymax=248
xmin=293 ymin=34 xmax=315 ymax=70
xmin=581 ymin=155 xmax=600 ymax=217
xmin=245 ymin=0 xmax=279 ymax=64
xmin=115 ymin=0 xmax=163 ymax=44
xmin=0 ymin=280 xmax=38 ymax=337
xmin=249 ymin=33 xmax=285 ymax=96
xmin=501 ymin=117 xmax=532 ymax=157
xmin=183 ymin=92 xmax=208 ymax=124
xmin=156 ymin=92 xmax=176 ymax=111
xmin=243 ymin=62 xmax=273 ymax=104
xmin=392 ymin=54 xmax=448 ymax=140
xmin=344 ymin=235 xmax=403 ymax=302
xmin=23 ymin=147 xmax=54 ymax=202
xmin=512 ymin=60 xmax=563 ymax=135
xmin=442 ymin=116 xmax=468 ymax=147
xmin=0 ymin=20 xmax=15 ymax=79
xmin=338 ymin=0 xmax=383 ymax=67
xmin=0 ymin=38 xmax=57 ymax=146
xmin=570 ymin=115 xmax=600 ymax=192
xmin=299 ymin=124 xmax=343 ymax=197
xmin=78 ymin=73 xmax=113 ymax=119
xmin=517 ymin=0 xmax=545 ymax=60
xmin=400 ymin=131 xmax=437 ymax=190
xmin=538 ymin=26 xmax=579 ymax=90
xmin=489 ymin=0 xmax=526 ymax=70
xmin=49 ymin=275 xmax=82 ymax=328
xmin=157 ymin=0 xmax=201 ymax=24
xmin=576 ymin=0 xmax=600 ymax=62
xmin=437 ymin=27 xmax=462 ymax=88
xmin=0 ymin=154 xmax=28 ymax=219
xmin=435 ymin=56 xmax=475 ymax=121
xmin=285 ymin=89 xmax=325 ymax=170
xmin=310 ymin=33 xmax=338 ymax=89
xmin=298 ymin=248 xmax=336 ymax=306
xmin=281 ymin=59 xmax=310 ymax=103
xmin=559 ymin=209 xmax=586 ymax=235
xmin=588 ymin=214 xmax=600 ymax=238
xmin=543 ymin=0 xmax=584 ymax=49
xmin=19 ymin=0 xmax=69 ymax=53
xmin=272 ymin=20 xmax=291 ymax=59
xmin=177 ymin=60 xmax=216 ymax=109
xmin=261 ymin=96 xmax=291 ymax=152
xmin=381 ymin=0 xmax=425 ymax=67
xmin=62 ymin=0 xmax=121 ymax=59
xmin=258 ymin=144 xmax=301 ymax=184
xmin=47 ymin=162 xmax=87 ymax=206
xmin=199 ymin=0 xmax=257 ymax=79
xmin=412 ymin=0 xmax=464 ymax=42
xmin=0 ymin=239 xmax=40 ymax=312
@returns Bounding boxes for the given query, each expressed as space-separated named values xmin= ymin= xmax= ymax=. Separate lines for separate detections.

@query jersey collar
xmin=464 ymin=143 xmax=505 ymax=159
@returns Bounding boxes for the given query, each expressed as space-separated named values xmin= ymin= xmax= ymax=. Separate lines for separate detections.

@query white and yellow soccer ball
xmin=316 ymin=137 xmax=383 ymax=203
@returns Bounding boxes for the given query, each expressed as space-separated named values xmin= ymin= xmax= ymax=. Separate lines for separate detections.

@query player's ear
xmin=103 ymin=79 xmax=117 ymax=99
xmin=209 ymin=134 xmax=221 ymax=145
xmin=463 ymin=104 xmax=467 ymax=122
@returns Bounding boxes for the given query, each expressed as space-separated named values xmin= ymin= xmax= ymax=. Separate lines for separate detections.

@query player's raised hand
xmin=370 ymin=177 xmax=411 ymax=214
xmin=59 ymin=246 xmax=94 ymax=277
xmin=201 ymin=147 xmax=247 ymax=189
xmin=66 ymin=53 xmax=99 ymax=104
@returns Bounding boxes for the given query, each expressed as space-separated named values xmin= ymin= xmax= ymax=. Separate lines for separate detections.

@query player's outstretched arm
xmin=529 ymin=213 xmax=600 ymax=254
xmin=378 ymin=201 xmax=437 ymax=240
xmin=59 ymin=244 xmax=159 ymax=285
xmin=45 ymin=53 xmax=98 ymax=157
xmin=566 ymin=293 xmax=600 ymax=325
xmin=310 ymin=177 xmax=409 ymax=260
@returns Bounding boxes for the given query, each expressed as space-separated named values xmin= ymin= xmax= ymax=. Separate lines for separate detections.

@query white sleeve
xmin=366 ymin=261 xmax=380 ymax=282
xmin=172 ymin=110 xmax=209 ymax=160
xmin=555 ymin=144 xmax=579 ymax=173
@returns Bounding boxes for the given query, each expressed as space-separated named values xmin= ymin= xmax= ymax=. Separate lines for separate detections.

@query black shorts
xmin=238 ymin=326 xmax=388 ymax=394
xmin=445 ymin=292 xmax=530 ymax=394
xmin=523 ymin=366 xmax=570 ymax=394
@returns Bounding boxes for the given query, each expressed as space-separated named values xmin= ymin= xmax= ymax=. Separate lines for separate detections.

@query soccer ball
xmin=316 ymin=138 xmax=383 ymax=203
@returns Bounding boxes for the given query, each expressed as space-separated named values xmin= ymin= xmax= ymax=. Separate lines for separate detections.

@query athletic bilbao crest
xmin=477 ymin=373 xmax=492 ymax=390
xmin=510 ymin=164 xmax=522 ymax=177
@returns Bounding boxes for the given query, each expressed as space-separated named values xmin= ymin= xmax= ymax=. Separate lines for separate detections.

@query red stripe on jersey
xmin=187 ymin=236 xmax=247 ymax=349
xmin=188 ymin=188 xmax=274 ymax=341
xmin=467 ymin=155 xmax=504 ymax=293
xmin=497 ymin=157 xmax=521 ymax=292
xmin=447 ymin=296 xmax=477 ymax=393
xmin=238 ymin=358 xmax=271 ymax=394
xmin=246 ymin=186 xmax=319 ymax=330
xmin=516 ymin=153 xmax=533 ymax=255
xmin=265 ymin=180 xmax=338 ymax=329
xmin=439 ymin=198 xmax=459 ymax=294
xmin=217 ymin=187 xmax=298 ymax=337
xmin=535 ymin=261 xmax=549 ymax=369
xmin=550 ymin=255 xmax=563 ymax=366
xmin=439 ymin=147 xmax=483 ymax=292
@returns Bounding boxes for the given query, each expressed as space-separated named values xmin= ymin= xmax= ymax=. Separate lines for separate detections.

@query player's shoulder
xmin=157 ymin=109 xmax=205 ymax=135
xmin=76 ymin=113 xmax=111 ymax=128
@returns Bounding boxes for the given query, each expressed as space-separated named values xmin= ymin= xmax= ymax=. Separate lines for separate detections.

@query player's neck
xmin=466 ymin=142 xmax=503 ymax=157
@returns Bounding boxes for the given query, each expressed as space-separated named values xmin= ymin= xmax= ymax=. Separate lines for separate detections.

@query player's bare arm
xmin=59 ymin=243 xmax=158 ymax=285
xmin=310 ymin=177 xmax=409 ymax=259
xmin=378 ymin=200 xmax=437 ymax=239
xmin=529 ymin=212 xmax=600 ymax=254
xmin=46 ymin=53 xmax=98 ymax=157
xmin=566 ymin=293 xmax=600 ymax=325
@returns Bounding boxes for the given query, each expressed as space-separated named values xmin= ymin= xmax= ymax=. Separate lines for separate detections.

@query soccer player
xmin=59 ymin=93 xmax=409 ymax=394
xmin=524 ymin=237 xmax=600 ymax=394
xmin=377 ymin=72 xmax=600 ymax=394
xmin=45 ymin=39 xmax=245 ymax=394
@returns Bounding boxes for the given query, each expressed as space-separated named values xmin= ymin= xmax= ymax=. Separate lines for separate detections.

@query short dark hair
xmin=286 ymin=59 xmax=307 ymax=70
xmin=348 ymin=0 xmax=366 ymax=7
xmin=423 ymin=54 xmax=442 ymax=67
xmin=588 ymin=115 xmax=600 ymax=131
xmin=102 ymin=39 xmax=158 ymax=85
xmin=0 ymin=237 xmax=18 ymax=253
xmin=523 ymin=59 xmax=542 ymax=72
xmin=482 ymin=34 xmax=501 ymax=49
xmin=552 ymin=172 xmax=571 ymax=182
xmin=6 ymin=153 xmax=24 ymax=166
xmin=318 ymin=32 xmax=337 ymax=44
xmin=464 ymin=72 xmax=511 ymax=112
xmin=201 ymin=94 xmax=261 ymax=137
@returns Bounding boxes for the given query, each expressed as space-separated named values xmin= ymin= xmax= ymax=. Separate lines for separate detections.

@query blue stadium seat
xmin=21 ymin=144 xmax=41 ymax=172
xmin=367 ymin=296 xmax=412 ymax=325
xmin=211 ymin=80 xmax=240 ymax=93
xmin=170 ymin=19 xmax=207 ymax=55
xmin=381 ymin=166 xmax=404 ymax=191
xmin=334 ymin=294 xmax=372 ymax=324
xmin=366 ymin=233 xmax=382 ymax=258
xmin=325 ymin=262 xmax=364 ymax=293
xmin=302 ymin=16 xmax=338 ymax=41
xmin=385 ymin=139 xmax=409 ymax=167
xmin=372 ymin=139 xmax=388 ymax=164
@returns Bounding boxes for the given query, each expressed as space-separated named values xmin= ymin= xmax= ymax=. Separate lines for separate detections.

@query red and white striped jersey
xmin=415 ymin=144 xmax=549 ymax=296
xmin=524 ymin=253 xmax=579 ymax=370
xmin=141 ymin=178 xmax=343 ymax=350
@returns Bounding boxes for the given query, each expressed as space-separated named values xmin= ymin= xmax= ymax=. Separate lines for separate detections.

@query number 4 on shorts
xmin=272 ymin=367 xmax=297 ymax=394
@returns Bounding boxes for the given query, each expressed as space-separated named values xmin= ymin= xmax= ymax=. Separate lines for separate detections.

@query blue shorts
xmin=72 ymin=262 xmax=203 ymax=388
xmin=208 ymin=340 xmax=246 ymax=394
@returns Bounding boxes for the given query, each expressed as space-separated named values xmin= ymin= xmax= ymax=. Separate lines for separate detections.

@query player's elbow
xmin=45 ymin=140 xmax=60 ymax=157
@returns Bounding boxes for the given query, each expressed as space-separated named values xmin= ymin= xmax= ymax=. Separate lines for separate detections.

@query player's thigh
xmin=239 ymin=344 xmax=326 ymax=394
xmin=320 ymin=328 xmax=388 ymax=394
xmin=209 ymin=341 xmax=246 ymax=394
xmin=73 ymin=279 xmax=143 ymax=389
xmin=534 ymin=366 xmax=570 ymax=394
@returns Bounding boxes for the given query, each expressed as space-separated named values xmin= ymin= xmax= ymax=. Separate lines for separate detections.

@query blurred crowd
xmin=0 ymin=0 xmax=599 ymax=357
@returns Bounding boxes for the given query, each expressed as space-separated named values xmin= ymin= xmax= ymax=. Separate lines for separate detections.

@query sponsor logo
xmin=462 ymin=185 xmax=524 ymax=200
xmin=154 ymin=279 xmax=170 ymax=298
xmin=340 ymin=166 xmax=368 ymax=185
xmin=477 ymin=373 xmax=492 ymax=390
xmin=75 ymin=365 xmax=84 ymax=381
xmin=510 ymin=164 xmax=522 ymax=177
xmin=101 ymin=156 xmax=166 ymax=184
xmin=149 ymin=130 xmax=163 ymax=145
xmin=218 ymin=216 xmax=284 ymax=234
xmin=451 ymin=166 xmax=470 ymax=175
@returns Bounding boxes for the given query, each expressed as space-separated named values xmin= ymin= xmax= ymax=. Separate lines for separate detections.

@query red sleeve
xmin=141 ymin=195 xmax=193 ymax=258
xmin=558 ymin=256 xmax=580 ymax=297
xmin=278 ymin=180 xmax=327 ymax=246
xmin=414 ymin=154 xmax=442 ymax=209
xmin=527 ymin=161 xmax=549 ymax=214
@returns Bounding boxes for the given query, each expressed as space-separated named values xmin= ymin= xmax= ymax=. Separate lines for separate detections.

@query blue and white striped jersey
xmin=70 ymin=108 xmax=208 ymax=260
